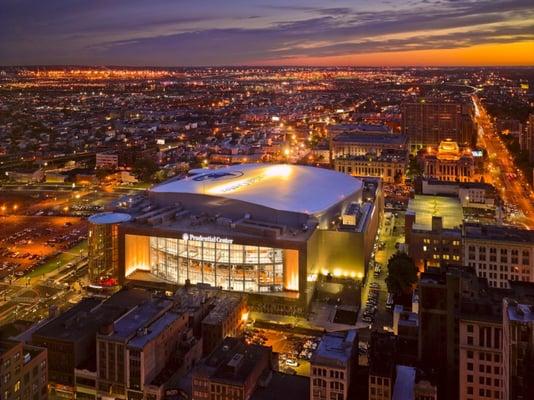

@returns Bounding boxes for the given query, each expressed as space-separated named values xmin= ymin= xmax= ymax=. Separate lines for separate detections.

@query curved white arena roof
xmin=151 ymin=164 xmax=362 ymax=216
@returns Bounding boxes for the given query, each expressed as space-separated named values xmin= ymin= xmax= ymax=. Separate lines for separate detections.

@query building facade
xmin=310 ymin=330 xmax=356 ymax=400
xmin=402 ymin=101 xmax=476 ymax=152
xmin=420 ymin=140 xmax=477 ymax=183
xmin=88 ymin=212 xmax=131 ymax=287
xmin=0 ymin=340 xmax=48 ymax=400
xmin=334 ymin=150 xmax=407 ymax=183
xmin=116 ymin=164 xmax=377 ymax=316
xmin=192 ymin=337 xmax=272 ymax=400
xmin=502 ymin=299 xmax=534 ymax=400
xmin=464 ymin=224 xmax=534 ymax=289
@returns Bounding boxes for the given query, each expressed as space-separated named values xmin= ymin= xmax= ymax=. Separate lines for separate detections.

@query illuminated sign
xmin=182 ymin=232 xmax=233 ymax=244
xmin=207 ymin=165 xmax=292 ymax=195
xmin=471 ymin=150 xmax=483 ymax=157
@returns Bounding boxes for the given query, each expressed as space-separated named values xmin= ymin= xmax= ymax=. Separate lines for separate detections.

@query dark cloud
xmin=1 ymin=0 xmax=533 ymax=65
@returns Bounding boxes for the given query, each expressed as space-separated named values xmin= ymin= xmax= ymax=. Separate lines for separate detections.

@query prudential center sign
xmin=182 ymin=232 xmax=234 ymax=244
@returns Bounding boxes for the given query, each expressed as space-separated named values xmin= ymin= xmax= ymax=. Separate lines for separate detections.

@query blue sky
xmin=1 ymin=0 xmax=533 ymax=65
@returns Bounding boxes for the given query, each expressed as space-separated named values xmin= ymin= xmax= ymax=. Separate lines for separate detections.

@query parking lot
xmin=0 ymin=215 xmax=87 ymax=279
xmin=245 ymin=327 xmax=320 ymax=376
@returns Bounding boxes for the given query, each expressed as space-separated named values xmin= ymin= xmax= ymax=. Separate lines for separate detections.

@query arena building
xmin=112 ymin=164 xmax=378 ymax=315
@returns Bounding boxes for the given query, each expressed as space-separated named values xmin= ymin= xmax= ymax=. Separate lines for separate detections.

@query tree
xmin=385 ymin=252 xmax=418 ymax=299
xmin=132 ymin=158 xmax=159 ymax=182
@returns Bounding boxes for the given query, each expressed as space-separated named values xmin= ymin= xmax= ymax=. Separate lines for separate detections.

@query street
xmin=473 ymin=95 xmax=534 ymax=228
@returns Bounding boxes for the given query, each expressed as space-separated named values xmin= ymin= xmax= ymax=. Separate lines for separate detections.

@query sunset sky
xmin=1 ymin=0 xmax=533 ymax=66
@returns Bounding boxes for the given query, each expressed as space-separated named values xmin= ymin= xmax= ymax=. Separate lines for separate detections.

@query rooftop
xmin=333 ymin=133 xmax=407 ymax=145
xmin=250 ymin=371 xmax=310 ymax=400
xmin=106 ymin=297 xmax=173 ymax=342
xmin=311 ymin=330 xmax=357 ymax=368
xmin=408 ymin=195 xmax=464 ymax=230
xmin=33 ymin=288 xmax=151 ymax=342
xmin=88 ymin=212 xmax=132 ymax=225
xmin=151 ymin=164 xmax=362 ymax=216
xmin=464 ymin=223 xmax=534 ymax=243
xmin=196 ymin=337 xmax=271 ymax=385
xmin=202 ymin=295 xmax=243 ymax=326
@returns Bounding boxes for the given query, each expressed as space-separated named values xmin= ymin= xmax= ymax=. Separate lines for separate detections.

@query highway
xmin=473 ymin=95 xmax=534 ymax=229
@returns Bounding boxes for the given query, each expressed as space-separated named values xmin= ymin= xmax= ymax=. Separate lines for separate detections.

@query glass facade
xmin=88 ymin=223 xmax=119 ymax=285
xmin=148 ymin=236 xmax=294 ymax=293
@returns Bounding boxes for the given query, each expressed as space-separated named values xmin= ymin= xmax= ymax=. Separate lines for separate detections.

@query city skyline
xmin=2 ymin=0 xmax=534 ymax=66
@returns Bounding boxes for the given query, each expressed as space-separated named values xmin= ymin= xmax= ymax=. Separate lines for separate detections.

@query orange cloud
xmin=261 ymin=40 xmax=534 ymax=66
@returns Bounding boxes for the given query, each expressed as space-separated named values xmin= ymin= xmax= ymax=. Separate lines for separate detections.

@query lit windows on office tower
xmin=87 ymin=212 xmax=131 ymax=287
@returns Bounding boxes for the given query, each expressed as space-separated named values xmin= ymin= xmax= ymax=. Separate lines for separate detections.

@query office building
xmin=95 ymin=296 xmax=188 ymax=400
xmin=502 ymin=298 xmax=534 ymax=400
xmin=401 ymin=101 xmax=476 ymax=152
xmin=329 ymin=124 xmax=407 ymax=161
xmin=192 ymin=337 xmax=273 ymax=400
xmin=0 ymin=340 xmax=48 ymax=400
xmin=458 ymin=283 xmax=504 ymax=400
xmin=334 ymin=149 xmax=407 ymax=183
xmin=464 ymin=224 xmax=534 ymax=289
xmin=116 ymin=164 xmax=378 ymax=315
xmin=419 ymin=266 xmax=534 ymax=400
xmin=201 ymin=294 xmax=247 ymax=356
xmin=405 ymin=196 xmax=464 ymax=271
xmin=310 ymin=330 xmax=357 ymax=400
xmin=368 ymin=332 xmax=396 ymax=400
xmin=32 ymin=288 xmax=152 ymax=398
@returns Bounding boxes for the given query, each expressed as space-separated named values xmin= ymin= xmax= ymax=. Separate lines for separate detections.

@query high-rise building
xmin=502 ymin=298 xmax=534 ymax=400
xmin=310 ymin=330 xmax=357 ymax=400
xmin=0 ymin=340 xmax=48 ymax=400
xmin=419 ymin=266 xmax=534 ymax=400
xmin=401 ymin=101 xmax=476 ymax=152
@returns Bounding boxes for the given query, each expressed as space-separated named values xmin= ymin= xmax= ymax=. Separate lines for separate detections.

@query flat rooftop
xmin=106 ymin=297 xmax=172 ymax=342
xmin=198 ymin=337 xmax=271 ymax=385
xmin=464 ymin=223 xmax=534 ymax=243
xmin=251 ymin=371 xmax=310 ymax=400
xmin=311 ymin=330 xmax=357 ymax=368
xmin=151 ymin=164 xmax=362 ymax=216
xmin=202 ymin=296 xmax=243 ymax=326
xmin=33 ymin=288 xmax=151 ymax=342
xmin=408 ymin=195 xmax=464 ymax=230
